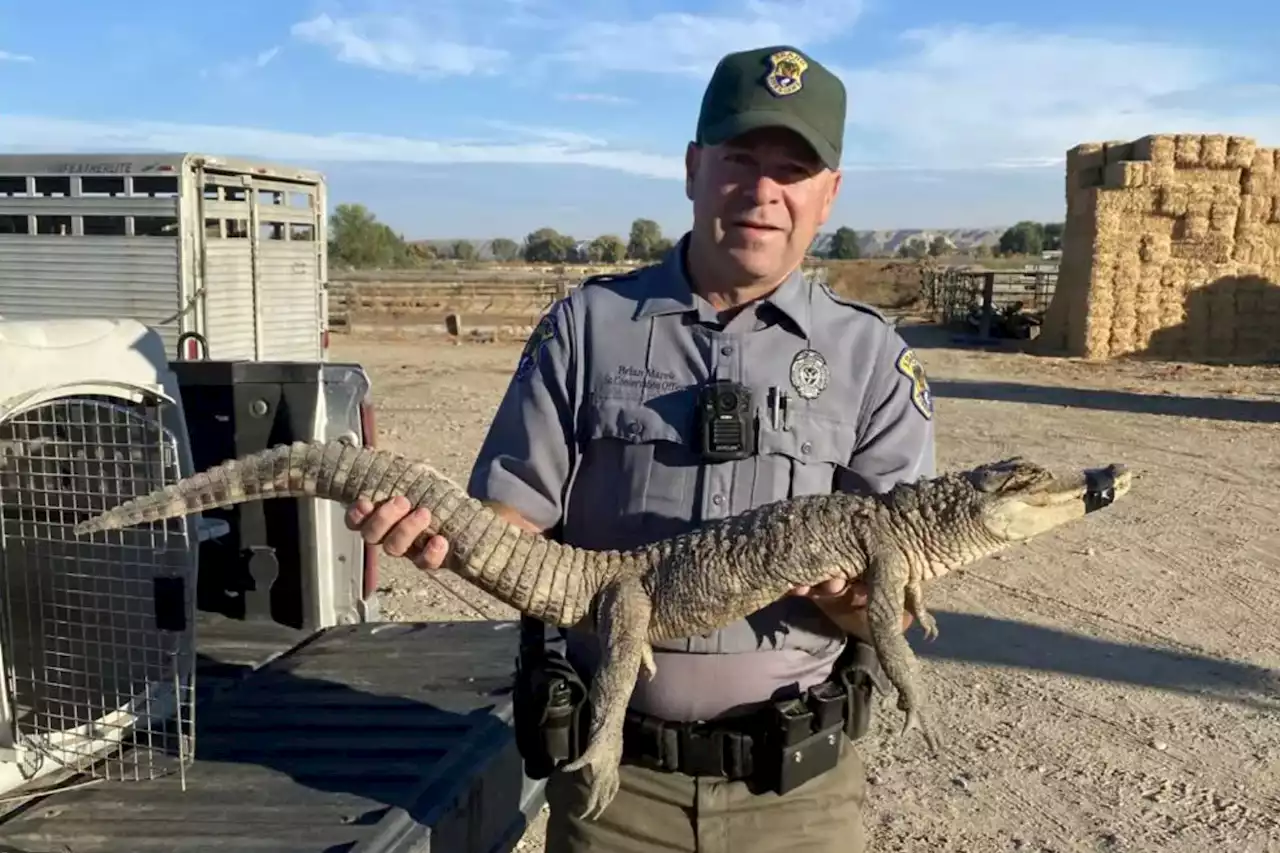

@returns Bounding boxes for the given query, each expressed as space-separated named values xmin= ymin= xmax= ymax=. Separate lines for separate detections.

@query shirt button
xmin=800 ymin=441 xmax=813 ymax=455
xmin=720 ymin=345 xmax=733 ymax=356
xmin=627 ymin=421 xmax=643 ymax=436
xmin=711 ymin=494 xmax=725 ymax=506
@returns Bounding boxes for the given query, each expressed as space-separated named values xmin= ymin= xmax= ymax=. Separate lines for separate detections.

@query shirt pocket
xmin=566 ymin=396 xmax=696 ymax=549
xmin=751 ymin=411 xmax=859 ymax=505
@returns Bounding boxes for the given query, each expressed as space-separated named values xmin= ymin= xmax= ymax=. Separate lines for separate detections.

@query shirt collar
xmin=634 ymin=232 xmax=814 ymax=338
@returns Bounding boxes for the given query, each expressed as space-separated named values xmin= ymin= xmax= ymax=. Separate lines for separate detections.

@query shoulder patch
xmin=894 ymin=346 xmax=933 ymax=420
xmin=515 ymin=311 xmax=559 ymax=381
xmin=818 ymin=280 xmax=888 ymax=322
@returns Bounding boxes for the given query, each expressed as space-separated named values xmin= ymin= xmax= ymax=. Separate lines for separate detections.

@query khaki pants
xmin=542 ymin=736 xmax=868 ymax=852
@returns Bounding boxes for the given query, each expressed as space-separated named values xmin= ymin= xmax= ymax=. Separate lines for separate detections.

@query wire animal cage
xmin=0 ymin=317 xmax=200 ymax=797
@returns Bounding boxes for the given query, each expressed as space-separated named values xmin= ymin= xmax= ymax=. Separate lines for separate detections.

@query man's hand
xmin=345 ymin=495 xmax=450 ymax=572
xmin=344 ymin=496 xmax=541 ymax=573
xmin=789 ymin=578 xmax=913 ymax=642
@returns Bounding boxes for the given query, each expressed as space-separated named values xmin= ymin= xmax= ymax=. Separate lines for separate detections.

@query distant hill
xmin=409 ymin=226 xmax=1009 ymax=260
xmin=810 ymin=227 xmax=1006 ymax=256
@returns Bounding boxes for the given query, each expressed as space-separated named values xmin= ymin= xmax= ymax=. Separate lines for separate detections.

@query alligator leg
xmin=905 ymin=579 xmax=938 ymax=640
xmin=864 ymin=545 xmax=940 ymax=754
xmin=562 ymin=576 xmax=656 ymax=820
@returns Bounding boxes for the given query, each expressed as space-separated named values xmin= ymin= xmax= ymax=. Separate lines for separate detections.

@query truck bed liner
xmin=0 ymin=618 xmax=542 ymax=853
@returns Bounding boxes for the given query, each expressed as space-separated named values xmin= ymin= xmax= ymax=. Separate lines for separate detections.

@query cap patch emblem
xmin=764 ymin=49 xmax=808 ymax=97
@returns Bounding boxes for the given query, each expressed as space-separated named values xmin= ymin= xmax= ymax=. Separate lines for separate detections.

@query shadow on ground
xmin=913 ymin=609 xmax=1280 ymax=713
xmin=930 ymin=378 xmax=1280 ymax=423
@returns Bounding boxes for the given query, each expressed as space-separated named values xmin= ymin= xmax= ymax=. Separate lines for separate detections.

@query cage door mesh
xmin=0 ymin=394 xmax=196 ymax=784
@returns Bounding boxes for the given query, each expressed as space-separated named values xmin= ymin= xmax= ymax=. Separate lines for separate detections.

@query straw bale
xmin=1067 ymin=142 xmax=1106 ymax=190
xmin=1199 ymin=134 xmax=1230 ymax=168
xmin=1131 ymin=135 xmax=1176 ymax=167
xmin=1175 ymin=134 xmax=1204 ymax=167
xmin=1103 ymin=161 xmax=1148 ymax=188
xmin=1226 ymin=136 xmax=1257 ymax=168
xmin=1108 ymin=259 xmax=1139 ymax=352
xmin=1038 ymin=132 xmax=1280 ymax=361
xmin=1103 ymin=140 xmax=1136 ymax=166
xmin=1139 ymin=232 xmax=1171 ymax=264
xmin=1241 ymin=170 xmax=1280 ymax=196
xmin=1156 ymin=185 xmax=1189 ymax=217
xmin=1241 ymin=194 xmax=1274 ymax=226
xmin=1175 ymin=167 xmax=1244 ymax=188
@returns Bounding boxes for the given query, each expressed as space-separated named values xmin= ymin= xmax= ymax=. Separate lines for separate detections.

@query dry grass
xmin=814 ymin=258 xmax=931 ymax=308
xmin=1039 ymin=133 xmax=1280 ymax=362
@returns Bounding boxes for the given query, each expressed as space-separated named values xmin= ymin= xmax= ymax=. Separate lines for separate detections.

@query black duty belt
xmin=618 ymin=641 xmax=890 ymax=794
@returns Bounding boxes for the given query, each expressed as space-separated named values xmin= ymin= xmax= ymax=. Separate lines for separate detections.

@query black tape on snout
xmin=1083 ymin=469 xmax=1116 ymax=513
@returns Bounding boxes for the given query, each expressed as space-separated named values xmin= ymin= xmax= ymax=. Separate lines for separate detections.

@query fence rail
xmin=327 ymin=279 xmax=570 ymax=329
xmin=326 ymin=265 xmax=1058 ymax=339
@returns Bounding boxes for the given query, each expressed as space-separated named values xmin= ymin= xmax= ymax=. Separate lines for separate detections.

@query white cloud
xmin=837 ymin=25 xmax=1280 ymax=170
xmin=4 ymin=17 xmax=1278 ymax=182
xmin=0 ymin=114 xmax=685 ymax=180
xmin=291 ymin=11 xmax=507 ymax=77
xmin=551 ymin=0 xmax=863 ymax=77
xmin=203 ymin=45 xmax=281 ymax=81
xmin=0 ymin=50 xmax=34 ymax=63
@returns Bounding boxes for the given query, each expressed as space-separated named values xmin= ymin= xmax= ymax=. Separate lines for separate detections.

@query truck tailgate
xmin=0 ymin=618 xmax=543 ymax=853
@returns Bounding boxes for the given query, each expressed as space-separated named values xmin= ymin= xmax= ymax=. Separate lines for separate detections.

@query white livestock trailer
xmin=0 ymin=153 xmax=331 ymax=362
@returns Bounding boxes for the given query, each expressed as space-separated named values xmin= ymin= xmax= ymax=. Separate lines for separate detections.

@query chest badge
xmin=789 ymin=348 xmax=830 ymax=400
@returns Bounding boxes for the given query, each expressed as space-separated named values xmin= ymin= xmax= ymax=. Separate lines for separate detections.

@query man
xmin=347 ymin=44 xmax=935 ymax=852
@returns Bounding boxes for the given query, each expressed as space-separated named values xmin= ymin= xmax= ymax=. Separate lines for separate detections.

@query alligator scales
xmin=74 ymin=440 xmax=1133 ymax=818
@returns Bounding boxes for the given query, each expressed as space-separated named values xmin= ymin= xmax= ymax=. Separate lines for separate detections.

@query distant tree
xmin=927 ymin=234 xmax=950 ymax=257
xmin=627 ymin=218 xmax=665 ymax=260
xmin=827 ymin=226 xmax=861 ymax=259
xmin=997 ymin=221 xmax=1045 ymax=256
xmin=328 ymin=203 xmax=415 ymax=268
xmin=450 ymin=239 xmax=477 ymax=261
xmin=523 ymin=227 xmax=577 ymax=263
xmin=588 ymin=234 xmax=626 ymax=263
xmin=650 ymin=237 xmax=674 ymax=258
xmin=896 ymin=237 xmax=928 ymax=259
xmin=1041 ymin=222 xmax=1064 ymax=251
xmin=489 ymin=237 xmax=520 ymax=262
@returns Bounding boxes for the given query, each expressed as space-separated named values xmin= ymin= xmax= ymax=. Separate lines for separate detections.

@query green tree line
xmin=327 ymin=204 xmax=676 ymax=269
xmin=326 ymin=203 xmax=1064 ymax=270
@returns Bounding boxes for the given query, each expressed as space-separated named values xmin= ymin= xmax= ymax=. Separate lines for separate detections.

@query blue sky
xmin=2 ymin=1 xmax=1278 ymax=242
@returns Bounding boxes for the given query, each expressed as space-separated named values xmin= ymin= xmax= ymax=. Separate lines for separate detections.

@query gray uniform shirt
xmin=467 ymin=235 xmax=936 ymax=722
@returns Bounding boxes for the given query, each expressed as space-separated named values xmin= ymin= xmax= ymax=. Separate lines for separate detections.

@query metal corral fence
xmin=924 ymin=266 xmax=1058 ymax=336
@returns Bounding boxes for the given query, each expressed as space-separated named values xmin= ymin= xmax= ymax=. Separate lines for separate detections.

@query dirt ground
xmin=330 ymin=317 xmax=1280 ymax=853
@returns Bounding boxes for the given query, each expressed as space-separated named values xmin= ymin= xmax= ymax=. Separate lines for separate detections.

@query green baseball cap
xmin=695 ymin=45 xmax=846 ymax=170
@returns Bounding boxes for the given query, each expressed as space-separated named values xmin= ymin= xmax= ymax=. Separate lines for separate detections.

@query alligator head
xmin=965 ymin=457 xmax=1134 ymax=542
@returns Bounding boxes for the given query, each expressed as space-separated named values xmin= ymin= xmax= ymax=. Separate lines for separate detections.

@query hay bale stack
xmin=1038 ymin=133 xmax=1280 ymax=361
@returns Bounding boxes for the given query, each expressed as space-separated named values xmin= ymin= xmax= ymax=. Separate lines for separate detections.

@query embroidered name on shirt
xmin=601 ymin=365 xmax=685 ymax=396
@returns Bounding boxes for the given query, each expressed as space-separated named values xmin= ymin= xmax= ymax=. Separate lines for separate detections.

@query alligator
xmin=73 ymin=440 xmax=1133 ymax=819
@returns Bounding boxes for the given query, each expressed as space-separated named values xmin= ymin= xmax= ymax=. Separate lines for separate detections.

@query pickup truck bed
xmin=0 ymin=614 xmax=543 ymax=853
